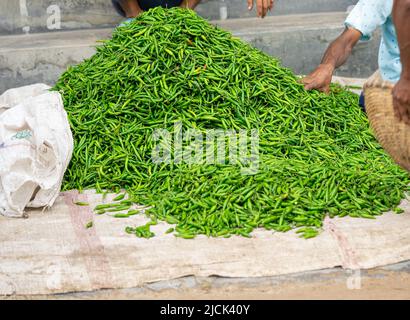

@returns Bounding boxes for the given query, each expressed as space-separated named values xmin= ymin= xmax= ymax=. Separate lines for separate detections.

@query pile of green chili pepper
xmin=55 ymin=7 xmax=410 ymax=239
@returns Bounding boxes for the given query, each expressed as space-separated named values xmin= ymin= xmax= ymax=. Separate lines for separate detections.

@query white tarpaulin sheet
xmin=1 ymin=190 xmax=410 ymax=296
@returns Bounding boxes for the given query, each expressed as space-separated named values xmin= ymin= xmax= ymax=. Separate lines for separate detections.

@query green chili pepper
xmin=75 ymin=201 xmax=89 ymax=206
xmin=113 ymin=194 xmax=126 ymax=201
xmin=113 ymin=213 xmax=129 ymax=218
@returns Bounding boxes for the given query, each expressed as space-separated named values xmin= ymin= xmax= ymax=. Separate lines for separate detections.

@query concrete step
xmin=0 ymin=12 xmax=379 ymax=94
xmin=1 ymin=0 xmax=357 ymax=35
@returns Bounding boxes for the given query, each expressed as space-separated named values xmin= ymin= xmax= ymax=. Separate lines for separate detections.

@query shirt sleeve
xmin=344 ymin=0 xmax=393 ymax=41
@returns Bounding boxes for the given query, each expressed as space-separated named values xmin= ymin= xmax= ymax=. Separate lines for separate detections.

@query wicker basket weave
xmin=364 ymin=71 xmax=410 ymax=172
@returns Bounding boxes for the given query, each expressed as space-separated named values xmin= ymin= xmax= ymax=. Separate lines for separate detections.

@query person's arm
xmin=118 ymin=0 xmax=143 ymax=18
xmin=181 ymin=0 xmax=201 ymax=10
xmin=392 ymin=0 xmax=410 ymax=124
xmin=247 ymin=0 xmax=274 ymax=18
xmin=301 ymin=28 xmax=362 ymax=93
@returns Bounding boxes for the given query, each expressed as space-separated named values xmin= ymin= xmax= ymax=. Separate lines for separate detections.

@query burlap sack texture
xmin=364 ymin=70 xmax=410 ymax=172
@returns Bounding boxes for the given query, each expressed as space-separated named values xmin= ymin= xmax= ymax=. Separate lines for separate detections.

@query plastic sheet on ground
xmin=1 ymin=189 xmax=410 ymax=296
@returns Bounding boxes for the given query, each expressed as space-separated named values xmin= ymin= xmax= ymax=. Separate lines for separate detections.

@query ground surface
xmin=4 ymin=261 xmax=410 ymax=300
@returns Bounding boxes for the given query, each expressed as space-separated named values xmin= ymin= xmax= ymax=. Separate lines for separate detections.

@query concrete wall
xmin=0 ymin=0 xmax=357 ymax=34
xmin=0 ymin=0 xmax=121 ymax=35
xmin=197 ymin=0 xmax=357 ymax=20
xmin=0 ymin=13 xmax=379 ymax=93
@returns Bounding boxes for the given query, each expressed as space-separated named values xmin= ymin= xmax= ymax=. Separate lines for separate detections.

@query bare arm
xmin=118 ymin=0 xmax=143 ymax=18
xmin=301 ymin=28 xmax=362 ymax=92
xmin=392 ymin=0 xmax=410 ymax=123
xmin=181 ymin=0 xmax=202 ymax=10
xmin=247 ymin=0 xmax=274 ymax=18
xmin=319 ymin=27 xmax=362 ymax=70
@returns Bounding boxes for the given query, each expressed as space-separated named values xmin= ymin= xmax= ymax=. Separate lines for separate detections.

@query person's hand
xmin=392 ymin=76 xmax=410 ymax=124
xmin=300 ymin=64 xmax=334 ymax=93
xmin=248 ymin=0 xmax=274 ymax=18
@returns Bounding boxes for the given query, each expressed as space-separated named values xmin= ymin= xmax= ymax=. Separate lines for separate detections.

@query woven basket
xmin=364 ymin=71 xmax=410 ymax=172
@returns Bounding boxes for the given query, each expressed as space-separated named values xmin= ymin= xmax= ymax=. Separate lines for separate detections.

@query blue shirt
xmin=345 ymin=0 xmax=401 ymax=83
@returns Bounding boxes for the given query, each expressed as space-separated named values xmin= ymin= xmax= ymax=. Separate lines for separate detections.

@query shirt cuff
xmin=344 ymin=21 xmax=371 ymax=42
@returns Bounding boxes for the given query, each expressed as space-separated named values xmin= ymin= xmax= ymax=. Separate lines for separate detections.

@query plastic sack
xmin=0 ymin=84 xmax=73 ymax=217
